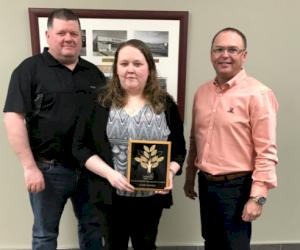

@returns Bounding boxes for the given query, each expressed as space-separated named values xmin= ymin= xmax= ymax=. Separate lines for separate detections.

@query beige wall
xmin=0 ymin=0 xmax=298 ymax=248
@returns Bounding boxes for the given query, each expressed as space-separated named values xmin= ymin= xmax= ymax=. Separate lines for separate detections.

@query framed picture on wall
xmin=28 ymin=8 xmax=188 ymax=119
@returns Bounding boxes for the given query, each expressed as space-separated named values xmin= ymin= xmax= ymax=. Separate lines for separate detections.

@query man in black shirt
xmin=3 ymin=8 xmax=106 ymax=250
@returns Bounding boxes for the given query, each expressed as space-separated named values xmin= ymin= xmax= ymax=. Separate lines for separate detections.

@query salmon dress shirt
xmin=187 ymin=69 xmax=278 ymax=197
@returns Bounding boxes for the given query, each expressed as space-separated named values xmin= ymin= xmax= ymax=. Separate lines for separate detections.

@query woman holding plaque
xmin=73 ymin=39 xmax=186 ymax=250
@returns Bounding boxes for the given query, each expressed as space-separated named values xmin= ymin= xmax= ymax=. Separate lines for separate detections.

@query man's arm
xmin=242 ymin=88 xmax=279 ymax=222
xmin=183 ymin=93 xmax=199 ymax=200
xmin=183 ymin=135 xmax=199 ymax=200
xmin=3 ymin=112 xmax=45 ymax=192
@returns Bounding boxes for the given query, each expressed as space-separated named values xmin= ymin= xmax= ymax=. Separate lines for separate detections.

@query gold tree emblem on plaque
xmin=134 ymin=145 xmax=164 ymax=173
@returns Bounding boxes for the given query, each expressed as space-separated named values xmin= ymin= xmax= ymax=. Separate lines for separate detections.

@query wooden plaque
xmin=128 ymin=140 xmax=171 ymax=191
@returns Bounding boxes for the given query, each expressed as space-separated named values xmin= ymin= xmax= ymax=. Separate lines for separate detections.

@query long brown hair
xmin=99 ymin=39 xmax=166 ymax=113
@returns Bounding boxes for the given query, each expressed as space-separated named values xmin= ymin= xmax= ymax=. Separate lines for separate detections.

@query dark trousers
xmin=30 ymin=162 xmax=105 ymax=250
xmin=198 ymin=171 xmax=252 ymax=250
xmin=109 ymin=194 xmax=164 ymax=250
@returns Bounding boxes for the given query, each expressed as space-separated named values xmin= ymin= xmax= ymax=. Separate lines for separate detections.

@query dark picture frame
xmin=127 ymin=140 xmax=171 ymax=191
xmin=28 ymin=8 xmax=188 ymax=119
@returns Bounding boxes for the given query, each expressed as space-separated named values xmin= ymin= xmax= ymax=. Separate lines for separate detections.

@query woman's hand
xmin=85 ymin=155 xmax=135 ymax=192
xmin=155 ymin=164 xmax=178 ymax=195
xmin=107 ymin=169 xmax=135 ymax=192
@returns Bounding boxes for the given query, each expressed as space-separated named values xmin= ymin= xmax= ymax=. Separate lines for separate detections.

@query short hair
xmin=211 ymin=27 xmax=247 ymax=49
xmin=47 ymin=8 xmax=81 ymax=29
xmin=99 ymin=39 xmax=167 ymax=113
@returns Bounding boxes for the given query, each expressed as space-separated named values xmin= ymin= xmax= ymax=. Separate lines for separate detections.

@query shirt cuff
xmin=250 ymin=181 xmax=269 ymax=197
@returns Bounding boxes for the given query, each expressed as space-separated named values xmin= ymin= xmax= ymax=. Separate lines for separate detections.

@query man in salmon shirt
xmin=184 ymin=27 xmax=278 ymax=250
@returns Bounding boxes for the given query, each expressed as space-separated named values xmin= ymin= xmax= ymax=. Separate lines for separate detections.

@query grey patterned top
xmin=106 ymin=104 xmax=170 ymax=197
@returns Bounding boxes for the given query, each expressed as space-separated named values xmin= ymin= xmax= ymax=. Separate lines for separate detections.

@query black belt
xmin=202 ymin=171 xmax=252 ymax=182
xmin=36 ymin=156 xmax=64 ymax=165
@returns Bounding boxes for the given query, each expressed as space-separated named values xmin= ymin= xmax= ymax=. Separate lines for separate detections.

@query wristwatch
xmin=250 ymin=196 xmax=267 ymax=205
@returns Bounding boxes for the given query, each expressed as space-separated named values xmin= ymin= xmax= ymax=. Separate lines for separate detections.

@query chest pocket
xmin=30 ymin=70 xmax=79 ymax=129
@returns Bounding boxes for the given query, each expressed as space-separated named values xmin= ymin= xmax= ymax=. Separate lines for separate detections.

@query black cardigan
xmin=72 ymin=95 xmax=186 ymax=207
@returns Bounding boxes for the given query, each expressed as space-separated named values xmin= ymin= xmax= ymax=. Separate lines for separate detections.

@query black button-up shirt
xmin=4 ymin=49 xmax=106 ymax=167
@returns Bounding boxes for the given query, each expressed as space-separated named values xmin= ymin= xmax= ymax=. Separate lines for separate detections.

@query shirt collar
xmin=42 ymin=48 xmax=60 ymax=66
xmin=213 ymin=69 xmax=247 ymax=90
xmin=42 ymin=47 xmax=88 ymax=69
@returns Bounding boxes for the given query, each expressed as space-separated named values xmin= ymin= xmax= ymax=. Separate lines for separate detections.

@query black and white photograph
xmin=158 ymin=77 xmax=167 ymax=90
xmin=80 ymin=29 xmax=86 ymax=56
xmin=92 ymin=30 xmax=127 ymax=56
xmin=134 ymin=31 xmax=169 ymax=57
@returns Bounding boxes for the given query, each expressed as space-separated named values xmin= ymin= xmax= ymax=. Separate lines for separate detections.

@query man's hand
xmin=24 ymin=166 xmax=45 ymax=193
xmin=184 ymin=179 xmax=198 ymax=200
xmin=242 ymin=199 xmax=263 ymax=222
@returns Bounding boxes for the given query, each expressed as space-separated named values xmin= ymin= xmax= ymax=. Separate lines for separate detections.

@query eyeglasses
xmin=212 ymin=46 xmax=245 ymax=56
